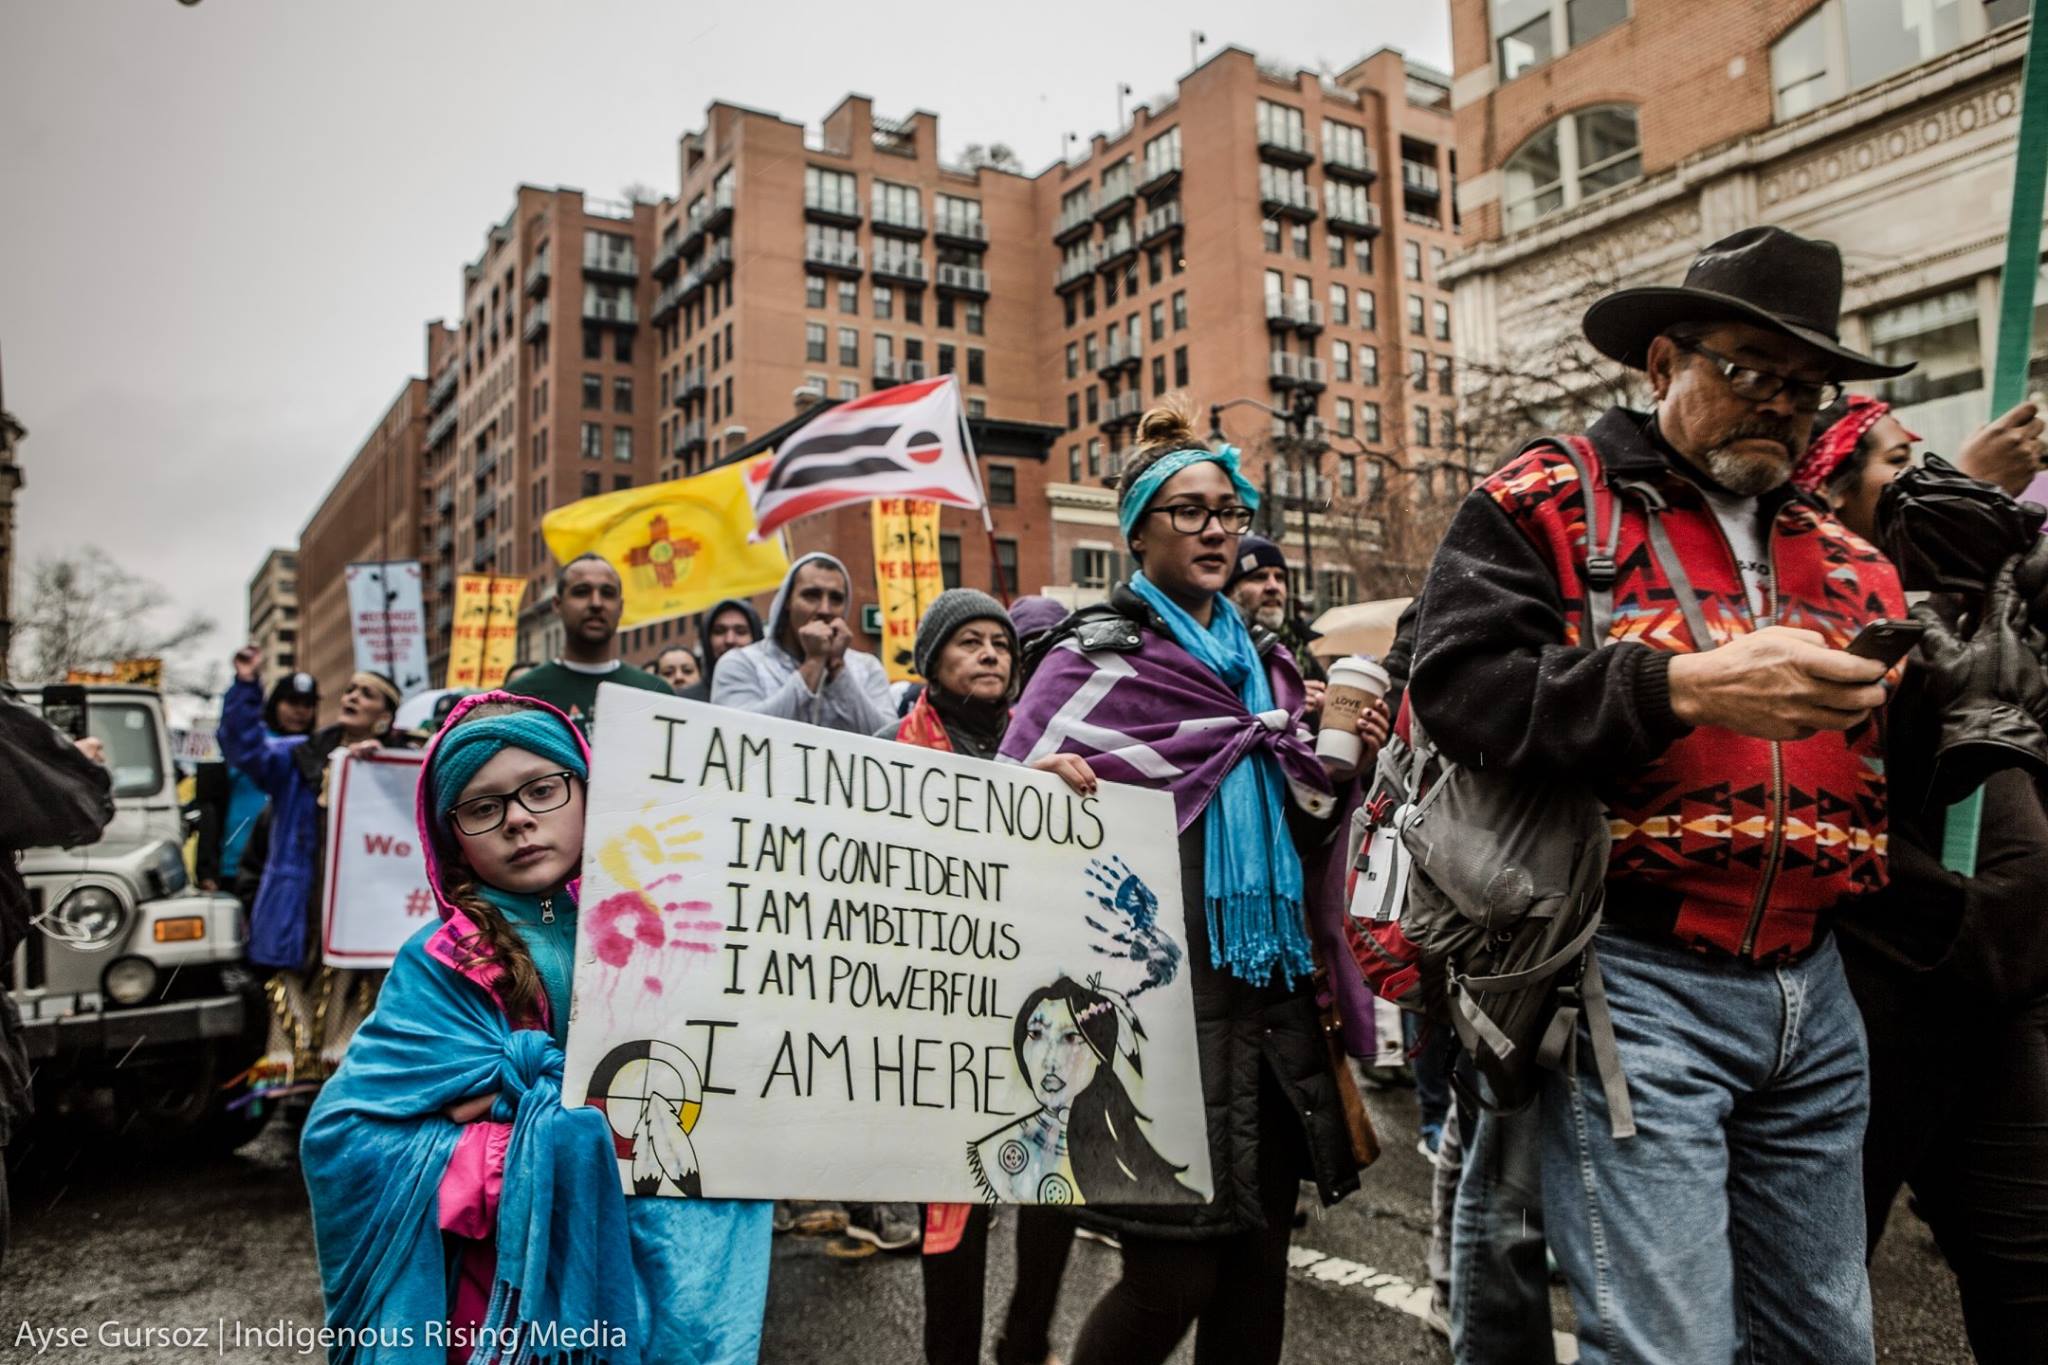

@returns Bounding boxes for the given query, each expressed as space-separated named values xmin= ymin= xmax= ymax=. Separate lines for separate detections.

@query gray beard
xmin=1704 ymin=446 xmax=1791 ymax=497
xmin=1253 ymin=605 xmax=1287 ymax=631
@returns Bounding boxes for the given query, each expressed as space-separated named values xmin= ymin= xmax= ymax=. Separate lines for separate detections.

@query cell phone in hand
xmin=1844 ymin=618 xmax=1928 ymax=667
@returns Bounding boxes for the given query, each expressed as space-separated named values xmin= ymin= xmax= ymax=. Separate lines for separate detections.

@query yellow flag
xmin=541 ymin=459 xmax=790 ymax=629
xmin=448 ymin=574 xmax=526 ymax=689
xmin=871 ymin=498 xmax=945 ymax=683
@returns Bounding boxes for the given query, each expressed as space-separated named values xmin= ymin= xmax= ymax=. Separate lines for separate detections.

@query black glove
xmin=1910 ymin=554 xmax=2048 ymax=805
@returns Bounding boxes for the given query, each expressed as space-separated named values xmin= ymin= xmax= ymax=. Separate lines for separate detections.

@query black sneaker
xmin=843 ymin=1202 xmax=920 ymax=1252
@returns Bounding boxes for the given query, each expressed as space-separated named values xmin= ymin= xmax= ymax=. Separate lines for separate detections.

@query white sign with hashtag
xmin=321 ymin=749 xmax=435 ymax=968
xmin=561 ymin=685 xmax=1215 ymax=1205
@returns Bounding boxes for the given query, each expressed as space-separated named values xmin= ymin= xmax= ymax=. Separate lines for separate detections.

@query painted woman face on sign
xmin=1020 ymin=996 xmax=1100 ymax=1118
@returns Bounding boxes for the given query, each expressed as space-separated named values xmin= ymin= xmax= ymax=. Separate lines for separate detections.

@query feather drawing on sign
xmin=587 ymin=1038 xmax=707 ymax=1198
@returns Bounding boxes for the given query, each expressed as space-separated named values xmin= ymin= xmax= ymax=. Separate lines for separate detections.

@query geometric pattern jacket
xmin=1413 ymin=408 xmax=1905 ymax=961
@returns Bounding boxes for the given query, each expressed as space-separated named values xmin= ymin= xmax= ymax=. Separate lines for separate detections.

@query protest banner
xmin=320 ymin=749 xmax=434 ymax=968
xmin=869 ymin=497 xmax=944 ymax=683
xmin=346 ymin=561 xmax=430 ymax=698
xmin=446 ymin=573 xmax=526 ymax=689
xmin=562 ymin=684 xmax=1214 ymax=1206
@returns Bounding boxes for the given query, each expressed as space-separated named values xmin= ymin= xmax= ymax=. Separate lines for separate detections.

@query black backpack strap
xmin=1524 ymin=434 xmax=1623 ymax=649
xmin=1615 ymin=478 xmax=1717 ymax=651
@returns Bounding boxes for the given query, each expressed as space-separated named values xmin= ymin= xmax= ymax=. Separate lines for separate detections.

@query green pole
xmin=1942 ymin=0 xmax=2048 ymax=875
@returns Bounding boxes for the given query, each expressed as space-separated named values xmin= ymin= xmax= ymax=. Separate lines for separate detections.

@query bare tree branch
xmin=11 ymin=547 xmax=217 ymax=688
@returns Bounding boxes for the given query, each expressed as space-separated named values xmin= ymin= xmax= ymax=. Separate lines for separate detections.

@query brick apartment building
xmin=294 ymin=41 xmax=1462 ymax=687
xmin=1443 ymin=0 xmax=2039 ymax=458
xmin=294 ymin=378 xmax=428 ymax=715
xmin=244 ymin=547 xmax=300 ymax=689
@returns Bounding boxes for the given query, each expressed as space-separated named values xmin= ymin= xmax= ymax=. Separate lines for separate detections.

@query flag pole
xmin=954 ymin=379 xmax=1011 ymax=604
xmin=1941 ymin=0 xmax=2047 ymax=877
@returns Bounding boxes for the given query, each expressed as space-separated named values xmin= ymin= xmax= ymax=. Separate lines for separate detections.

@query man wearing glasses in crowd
xmin=1409 ymin=227 xmax=1904 ymax=1364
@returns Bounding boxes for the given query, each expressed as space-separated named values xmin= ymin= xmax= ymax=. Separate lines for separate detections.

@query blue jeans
xmin=1542 ymin=930 xmax=1873 ymax=1365
xmin=1451 ymin=1098 xmax=1555 ymax=1364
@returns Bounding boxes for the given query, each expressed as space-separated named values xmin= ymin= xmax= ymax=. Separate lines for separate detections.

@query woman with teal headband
xmin=300 ymin=691 xmax=771 ymax=1364
xmin=1002 ymin=398 xmax=1380 ymax=1365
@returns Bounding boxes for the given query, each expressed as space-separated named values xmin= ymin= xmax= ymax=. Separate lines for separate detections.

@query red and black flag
xmin=746 ymin=375 xmax=982 ymax=538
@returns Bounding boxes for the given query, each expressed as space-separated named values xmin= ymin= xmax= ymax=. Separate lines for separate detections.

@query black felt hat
xmin=1582 ymin=226 xmax=1913 ymax=381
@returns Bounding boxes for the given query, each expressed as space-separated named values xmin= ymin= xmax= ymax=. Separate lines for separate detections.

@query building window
xmin=873 ymin=179 xmax=922 ymax=230
xmin=1360 ymin=345 xmax=1380 ymax=386
xmin=1256 ymin=99 xmax=1307 ymax=151
xmin=1335 ymin=399 xmax=1355 ymax=438
xmin=1263 ymin=220 xmax=1283 ymax=254
xmin=1086 ymin=386 xmax=1100 ymax=423
xmin=805 ymin=166 xmax=859 ymax=216
xmin=1493 ymin=0 xmax=1629 ymax=80
xmin=1357 ymin=289 xmax=1377 ymax=330
xmin=834 ymin=279 xmax=857 ymax=315
xmin=967 ymin=348 xmax=986 ymax=385
xmin=1149 ymin=301 xmax=1166 ymax=342
xmin=581 ymin=471 xmax=601 ymax=497
xmin=1438 ymin=355 xmax=1455 ymax=392
xmin=1432 ymin=301 xmax=1452 ymax=341
xmin=1172 ymin=291 xmax=1188 ymax=330
xmin=1408 ymin=295 xmax=1427 ymax=335
xmin=838 ymin=328 xmax=859 ymax=367
xmin=1152 ymin=355 xmax=1167 ymax=396
xmin=939 ymin=343 xmax=957 ymax=375
xmin=1363 ymin=401 xmax=1383 ymax=442
xmin=1773 ymin=0 xmax=1996 ymax=121
xmin=615 ymin=331 xmax=633 ymax=363
xmin=582 ymin=375 xmax=602 ymax=408
xmin=939 ymin=534 xmax=962 ymax=591
xmin=613 ymin=378 xmax=633 ymax=412
xmin=872 ymin=284 xmax=892 ymax=320
xmin=839 ymin=379 xmax=860 ymax=400
xmin=806 ymin=322 xmax=827 ymax=363
xmin=1173 ymin=346 xmax=1190 ymax=387
xmin=1068 ymin=444 xmax=1082 ymax=481
xmin=1148 ymin=249 xmax=1164 ymax=286
xmin=1291 ymin=222 xmax=1311 ymax=260
xmin=613 ymin=427 xmax=633 ymax=461
xmin=1067 ymin=393 xmax=1080 ymax=430
xmin=1430 ymin=246 xmax=1448 ymax=276
xmin=1328 ymin=233 xmax=1348 ymax=269
xmin=1065 ymin=342 xmax=1079 ymax=379
xmin=1411 ymin=349 xmax=1431 ymax=389
xmin=992 ymin=538 xmax=1018 ymax=594
xmin=1868 ymin=285 xmax=1984 ymax=406
xmin=1502 ymin=105 xmax=1641 ymax=232
xmin=1328 ymin=284 xmax=1349 ymax=327
xmin=1073 ymin=546 xmax=1112 ymax=591
xmin=1339 ymin=452 xmax=1357 ymax=493
xmin=988 ymin=463 xmax=1017 ymax=505
xmin=1414 ymin=407 xmax=1432 ymax=447
xmin=580 ymin=422 xmax=602 ymax=457
xmin=614 ymin=473 xmax=634 ymax=491
xmin=1333 ymin=340 xmax=1352 ymax=382
xmin=1084 ymin=333 xmax=1099 ymax=372
xmin=966 ymin=301 xmax=984 ymax=336
xmin=1404 ymin=241 xmax=1423 ymax=281
xmin=1087 ymin=438 xmax=1102 ymax=477
xmin=806 ymin=274 xmax=826 ymax=308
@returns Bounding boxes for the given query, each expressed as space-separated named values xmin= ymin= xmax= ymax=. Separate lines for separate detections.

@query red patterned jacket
xmin=1410 ymin=408 xmax=1905 ymax=961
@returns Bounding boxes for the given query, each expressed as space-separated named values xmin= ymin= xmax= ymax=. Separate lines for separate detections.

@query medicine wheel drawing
xmin=587 ymin=1038 xmax=706 ymax=1197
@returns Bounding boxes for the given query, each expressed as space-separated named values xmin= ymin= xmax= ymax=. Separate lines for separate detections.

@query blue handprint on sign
xmin=1084 ymin=855 xmax=1181 ymax=1000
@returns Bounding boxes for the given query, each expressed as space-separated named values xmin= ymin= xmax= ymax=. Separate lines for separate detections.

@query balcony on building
xmin=583 ymin=243 xmax=639 ymax=281
xmin=436 ymin=487 xmax=455 ymax=516
xmin=523 ymin=255 xmax=551 ymax=298
xmin=583 ymin=295 xmax=639 ymax=328
xmin=680 ymin=419 xmax=706 ymax=453
xmin=804 ymin=186 xmax=863 ymax=227
xmin=474 ymin=450 xmax=498 ymax=484
xmin=705 ymin=178 xmax=735 ymax=232
xmin=471 ymin=497 xmax=494 ymax=529
xmin=1265 ymin=296 xmax=1296 ymax=332
xmin=1095 ymin=179 xmax=1135 ymax=223
xmin=653 ymin=236 xmax=684 ymax=282
xmin=872 ymin=205 xmax=926 ymax=240
xmin=933 ymin=212 xmax=987 ymax=250
xmin=522 ymin=300 xmax=550 ymax=341
xmin=1260 ymin=181 xmax=1317 ymax=221
xmin=1401 ymin=160 xmax=1442 ymax=201
xmin=1137 ymin=147 xmax=1183 ymax=196
xmin=435 ymin=527 xmax=453 ymax=554
xmin=1097 ymin=336 xmax=1135 ymax=379
xmin=805 ymin=238 xmax=864 ymax=277
xmin=873 ymin=358 xmax=904 ymax=388
xmin=872 ymin=250 xmax=928 ymax=287
xmin=680 ymin=366 xmax=707 ymax=401
xmin=1324 ymin=145 xmax=1378 ymax=183
xmin=1093 ymin=225 xmax=1138 ymax=275
xmin=1140 ymin=200 xmax=1184 ymax=245
xmin=1053 ymin=198 xmax=1095 ymax=245
xmin=426 ymin=404 xmax=459 ymax=450
xmin=1293 ymin=299 xmax=1324 ymax=336
xmin=1056 ymin=255 xmax=1094 ymax=292
xmin=1297 ymin=356 xmax=1327 ymax=393
xmin=700 ymin=238 xmax=734 ymax=284
xmin=1271 ymin=467 xmax=1332 ymax=507
xmin=471 ymin=542 xmax=494 ymax=571
xmin=1327 ymin=197 xmax=1383 ymax=237
xmin=935 ymin=262 xmax=990 ymax=298
xmin=652 ymin=282 xmax=683 ymax=324
xmin=429 ymin=365 xmax=459 ymax=412
xmin=1099 ymin=390 xmax=1143 ymax=429
xmin=1257 ymin=124 xmax=1314 ymax=168
xmin=1268 ymin=352 xmax=1301 ymax=390
xmin=680 ymin=203 xmax=708 ymax=255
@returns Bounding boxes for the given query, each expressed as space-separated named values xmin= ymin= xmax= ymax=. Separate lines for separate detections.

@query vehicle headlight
xmin=45 ymin=885 xmax=130 ymax=950
xmin=103 ymin=956 xmax=159 ymax=1006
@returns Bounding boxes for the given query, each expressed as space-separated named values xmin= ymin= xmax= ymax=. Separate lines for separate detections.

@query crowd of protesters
xmin=126 ymin=220 xmax=2048 ymax=1364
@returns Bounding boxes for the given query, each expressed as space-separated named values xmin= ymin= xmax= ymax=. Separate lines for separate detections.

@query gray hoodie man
xmin=710 ymin=552 xmax=894 ymax=734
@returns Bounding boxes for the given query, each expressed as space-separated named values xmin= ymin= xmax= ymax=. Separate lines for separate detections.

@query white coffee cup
xmin=1316 ymin=655 xmax=1392 ymax=772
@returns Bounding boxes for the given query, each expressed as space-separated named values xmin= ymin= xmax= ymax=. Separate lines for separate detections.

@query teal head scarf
xmin=429 ymin=708 xmax=589 ymax=829
xmin=1117 ymin=445 xmax=1261 ymax=538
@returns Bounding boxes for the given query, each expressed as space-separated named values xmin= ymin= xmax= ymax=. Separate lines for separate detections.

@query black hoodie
xmin=682 ymin=597 xmax=765 ymax=702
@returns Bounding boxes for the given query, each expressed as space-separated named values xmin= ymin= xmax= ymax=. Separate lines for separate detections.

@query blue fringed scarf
xmin=300 ymin=926 xmax=771 ymax=1364
xmin=1127 ymin=572 xmax=1313 ymax=985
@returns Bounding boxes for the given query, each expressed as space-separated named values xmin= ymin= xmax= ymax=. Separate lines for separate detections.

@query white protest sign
xmin=345 ymin=561 xmax=431 ymax=699
xmin=562 ymin=684 xmax=1214 ymax=1206
xmin=321 ymin=749 xmax=435 ymax=968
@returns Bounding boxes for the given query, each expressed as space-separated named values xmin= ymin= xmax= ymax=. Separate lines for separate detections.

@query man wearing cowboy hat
xmin=1409 ymin=227 xmax=1909 ymax=1363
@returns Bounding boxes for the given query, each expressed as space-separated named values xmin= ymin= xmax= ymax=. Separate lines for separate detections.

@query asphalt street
xmin=4 ymin=1084 xmax=1972 ymax=1363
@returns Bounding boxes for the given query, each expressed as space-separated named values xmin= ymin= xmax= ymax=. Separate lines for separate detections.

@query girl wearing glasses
xmin=1003 ymin=399 xmax=1385 ymax=1365
xmin=300 ymin=692 xmax=770 ymax=1364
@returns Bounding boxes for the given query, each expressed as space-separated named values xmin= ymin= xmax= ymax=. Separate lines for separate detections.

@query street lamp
xmin=1208 ymin=391 xmax=1325 ymax=611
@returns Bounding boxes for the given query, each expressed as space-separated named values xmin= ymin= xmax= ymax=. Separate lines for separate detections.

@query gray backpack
xmin=1383 ymin=436 xmax=1715 ymax=1138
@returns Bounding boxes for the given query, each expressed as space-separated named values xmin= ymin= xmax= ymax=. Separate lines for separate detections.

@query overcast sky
xmin=1 ymin=0 xmax=1449 ymax=684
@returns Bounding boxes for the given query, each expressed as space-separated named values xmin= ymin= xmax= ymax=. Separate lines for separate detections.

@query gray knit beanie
xmin=914 ymin=589 xmax=1019 ymax=685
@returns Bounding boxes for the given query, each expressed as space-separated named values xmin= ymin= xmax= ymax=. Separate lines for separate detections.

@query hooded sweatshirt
xmin=709 ymin=552 xmax=894 ymax=734
xmin=681 ymin=597 xmax=765 ymax=702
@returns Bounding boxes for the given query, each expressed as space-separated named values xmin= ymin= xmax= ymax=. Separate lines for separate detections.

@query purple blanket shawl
xmin=1001 ymin=628 xmax=1332 ymax=834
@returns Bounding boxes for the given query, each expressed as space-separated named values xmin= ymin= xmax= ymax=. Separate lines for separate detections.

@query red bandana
xmin=1792 ymin=395 xmax=1918 ymax=494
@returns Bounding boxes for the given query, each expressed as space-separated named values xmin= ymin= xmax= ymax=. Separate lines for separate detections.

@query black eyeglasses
xmin=1146 ymin=504 xmax=1256 ymax=535
xmin=449 ymin=771 xmax=579 ymax=837
xmin=1675 ymin=338 xmax=1843 ymax=413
